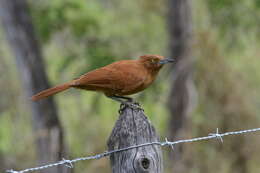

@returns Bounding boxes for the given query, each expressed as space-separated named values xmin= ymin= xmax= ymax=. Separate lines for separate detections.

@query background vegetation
xmin=0 ymin=0 xmax=260 ymax=172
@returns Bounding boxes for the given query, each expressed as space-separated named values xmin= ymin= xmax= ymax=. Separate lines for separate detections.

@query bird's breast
xmin=119 ymin=69 xmax=157 ymax=96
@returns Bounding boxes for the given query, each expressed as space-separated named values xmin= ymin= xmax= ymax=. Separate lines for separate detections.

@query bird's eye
xmin=151 ymin=59 xmax=156 ymax=64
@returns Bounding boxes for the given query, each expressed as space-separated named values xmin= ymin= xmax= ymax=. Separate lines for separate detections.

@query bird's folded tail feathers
xmin=31 ymin=82 xmax=71 ymax=101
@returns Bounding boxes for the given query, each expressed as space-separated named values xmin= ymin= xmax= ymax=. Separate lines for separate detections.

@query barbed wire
xmin=6 ymin=127 xmax=260 ymax=173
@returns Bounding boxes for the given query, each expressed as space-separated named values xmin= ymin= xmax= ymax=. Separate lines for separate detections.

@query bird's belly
xmin=120 ymin=79 xmax=154 ymax=96
xmin=120 ymin=87 xmax=143 ymax=95
xmin=74 ymin=85 xmax=114 ymax=93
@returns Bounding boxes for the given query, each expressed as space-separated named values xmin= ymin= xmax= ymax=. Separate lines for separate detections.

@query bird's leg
xmin=108 ymin=95 xmax=142 ymax=110
xmin=111 ymin=95 xmax=134 ymax=102
xmin=108 ymin=96 xmax=134 ymax=105
xmin=111 ymin=95 xmax=141 ymax=106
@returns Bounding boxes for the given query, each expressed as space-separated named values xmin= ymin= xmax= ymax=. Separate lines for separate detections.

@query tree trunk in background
xmin=167 ymin=0 xmax=195 ymax=172
xmin=0 ymin=0 xmax=68 ymax=173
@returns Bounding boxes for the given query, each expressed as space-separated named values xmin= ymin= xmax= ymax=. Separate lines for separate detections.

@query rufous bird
xmin=31 ymin=55 xmax=174 ymax=106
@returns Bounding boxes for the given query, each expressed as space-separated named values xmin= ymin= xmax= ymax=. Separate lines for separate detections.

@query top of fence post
xmin=107 ymin=105 xmax=163 ymax=173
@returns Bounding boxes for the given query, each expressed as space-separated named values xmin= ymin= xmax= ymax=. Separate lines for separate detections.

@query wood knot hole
xmin=141 ymin=158 xmax=150 ymax=169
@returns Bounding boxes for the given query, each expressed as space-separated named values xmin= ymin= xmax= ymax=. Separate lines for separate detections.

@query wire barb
xmin=62 ymin=158 xmax=73 ymax=168
xmin=209 ymin=128 xmax=224 ymax=143
xmin=164 ymin=138 xmax=174 ymax=151
xmin=5 ymin=127 xmax=260 ymax=173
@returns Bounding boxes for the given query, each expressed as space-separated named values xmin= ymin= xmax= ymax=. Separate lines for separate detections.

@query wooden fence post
xmin=107 ymin=106 xmax=163 ymax=173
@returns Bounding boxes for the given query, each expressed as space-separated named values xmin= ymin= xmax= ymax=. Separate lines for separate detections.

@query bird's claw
xmin=118 ymin=101 xmax=143 ymax=114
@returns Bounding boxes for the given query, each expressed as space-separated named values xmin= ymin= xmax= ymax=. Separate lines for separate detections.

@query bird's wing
xmin=72 ymin=67 xmax=124 ymax=91
xmin=71 ymin=60 xmax=147 ymax=95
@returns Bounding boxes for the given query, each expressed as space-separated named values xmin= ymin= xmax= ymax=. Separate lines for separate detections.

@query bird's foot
xmin=119 ymin=101 xmax=143 ymax=113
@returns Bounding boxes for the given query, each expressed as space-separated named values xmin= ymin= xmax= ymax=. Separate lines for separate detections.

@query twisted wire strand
xmin=6 ymin=127 xmax=260 ymax=173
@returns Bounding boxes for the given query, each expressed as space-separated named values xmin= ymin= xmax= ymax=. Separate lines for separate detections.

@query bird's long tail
xmin=31 ymin=82 xmax=71 ymax=101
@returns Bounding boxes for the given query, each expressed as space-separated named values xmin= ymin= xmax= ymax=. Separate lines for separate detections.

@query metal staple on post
xmin=6 ymin=127 xmax=260 ymax=173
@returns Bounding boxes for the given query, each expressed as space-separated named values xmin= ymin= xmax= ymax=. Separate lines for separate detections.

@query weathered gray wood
xmin=107 ymin=106 xmax=163 ymax=173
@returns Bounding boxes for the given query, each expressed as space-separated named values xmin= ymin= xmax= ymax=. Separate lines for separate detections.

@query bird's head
xmin=139 ymin=54 xmax=174 ymax=71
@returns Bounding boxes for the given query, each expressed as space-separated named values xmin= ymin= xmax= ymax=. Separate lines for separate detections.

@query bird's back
xmin=71 ymin=59 xmax=153 ymax=96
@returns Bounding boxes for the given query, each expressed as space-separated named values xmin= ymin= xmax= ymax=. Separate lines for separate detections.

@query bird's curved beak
xmin=158 ymin=58 xmax=174 ymax=65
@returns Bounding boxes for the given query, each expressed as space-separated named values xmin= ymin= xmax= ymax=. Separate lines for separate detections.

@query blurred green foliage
xmin=1 ymin=0 xmax=260 ymax=172
xmin=207 ymin=0 xmax=260 ymax=50
xmin=30 ymin=0 xmax=167 ymax=76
